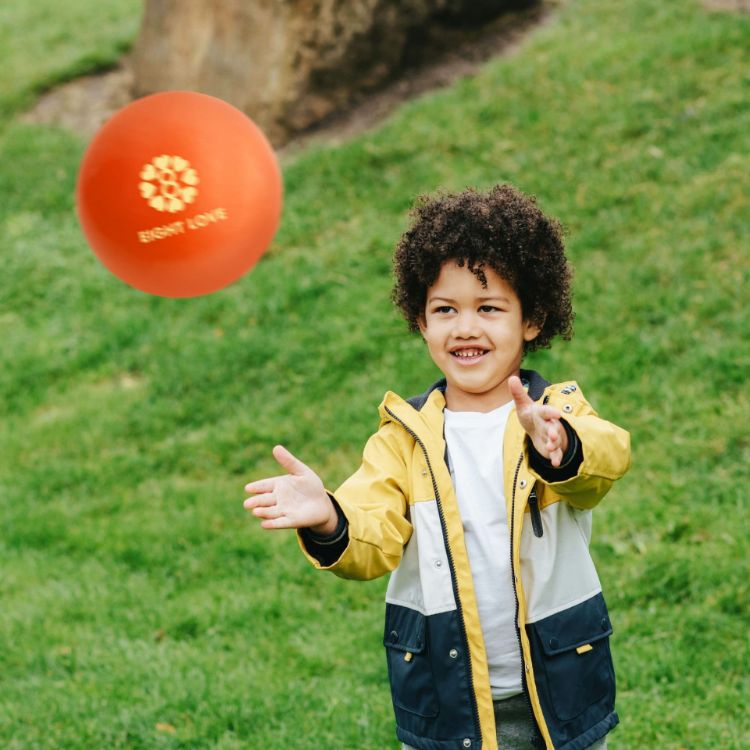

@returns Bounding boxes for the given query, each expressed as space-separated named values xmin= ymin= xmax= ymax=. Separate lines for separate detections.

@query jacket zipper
xmin=528 ymin=486 xmax=543 ymax=538
xmin=384 ymin=406 xmax=482 ymax=744
xmin=509 ymin=451 xmax=542 ymax=743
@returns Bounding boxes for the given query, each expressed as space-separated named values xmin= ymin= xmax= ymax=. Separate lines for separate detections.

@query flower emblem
xmin=138 ymin=155 xmax=199 ymax=213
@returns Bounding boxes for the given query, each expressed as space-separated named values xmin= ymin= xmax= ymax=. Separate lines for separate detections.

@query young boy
xmin=244 ymin=185 xmax=631 ymax=750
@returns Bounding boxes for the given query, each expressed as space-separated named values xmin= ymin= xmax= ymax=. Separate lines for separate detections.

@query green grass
xmin=1 ymin=0 xmax=749 ymax=747
xmin=0 ymin=0 xmax=141 ymax=124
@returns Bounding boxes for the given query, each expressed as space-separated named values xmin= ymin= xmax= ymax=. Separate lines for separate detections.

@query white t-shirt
xmin=444 ymin=401 xmax=523 ymax=700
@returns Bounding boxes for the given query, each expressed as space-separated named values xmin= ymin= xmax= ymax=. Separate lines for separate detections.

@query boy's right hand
xmin=243 ymin=445 xmax=338 ymax=534
xmin=509 ymin=375 xmax=568 ymax=467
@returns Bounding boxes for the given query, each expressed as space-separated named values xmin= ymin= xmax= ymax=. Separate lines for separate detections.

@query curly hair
xmin=391 ymin=184 xmax=574 ymax=352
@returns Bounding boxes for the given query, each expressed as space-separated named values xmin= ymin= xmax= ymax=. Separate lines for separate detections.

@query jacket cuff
xmin=298 ymin=494 xmax=349 ymax=565
xmin=528 ymin=419 xmax=583 ymax=482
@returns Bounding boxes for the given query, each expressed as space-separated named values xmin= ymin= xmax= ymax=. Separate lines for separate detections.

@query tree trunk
xmin=132 ymin=0 xmax=538 ymax=146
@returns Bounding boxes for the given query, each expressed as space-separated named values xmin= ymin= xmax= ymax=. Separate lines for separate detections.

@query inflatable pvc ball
xmin=76 ymin=91 xmax=283 ymax=297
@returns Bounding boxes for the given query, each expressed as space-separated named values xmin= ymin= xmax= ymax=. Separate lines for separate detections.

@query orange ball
xmin=76 ymin=91 xmax=283 ymax=298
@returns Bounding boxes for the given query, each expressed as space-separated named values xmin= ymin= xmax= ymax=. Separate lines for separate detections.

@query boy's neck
xmin=444 ymin=380 xmax=515 ymax=413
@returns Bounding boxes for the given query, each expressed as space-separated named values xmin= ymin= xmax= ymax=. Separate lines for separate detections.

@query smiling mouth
xmin=450 ymin=349 xmax=488 ymax=360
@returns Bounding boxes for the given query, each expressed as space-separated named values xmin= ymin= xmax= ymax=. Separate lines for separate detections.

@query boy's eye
xmin=432 ymin=305 xmax=500 ymax=313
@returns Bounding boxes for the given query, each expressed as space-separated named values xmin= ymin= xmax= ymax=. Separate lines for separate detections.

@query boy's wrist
xmin=308 ymin=494 xmax=345 ymax=537
xmin=299 ymin=495 xmax=349 ymax=567
xmin=309 ymin=515 xmax=339 ymax=536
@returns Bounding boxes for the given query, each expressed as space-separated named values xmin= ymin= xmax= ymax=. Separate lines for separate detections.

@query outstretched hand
xmin=243 ymin=445 xmax=338 ymax=533
xmin=509 ymin=375 xmax=569 ymax=467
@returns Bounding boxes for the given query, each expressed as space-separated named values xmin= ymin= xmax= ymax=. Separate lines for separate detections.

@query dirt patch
xmin=21 ymin=62 xmax=135 ymax=142
xmin=21 ymin=1 xmax=560 ymax=156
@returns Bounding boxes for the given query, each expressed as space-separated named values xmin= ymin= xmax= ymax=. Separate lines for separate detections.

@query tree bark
xmin=132 ymin=0 xmax=538 ymax=145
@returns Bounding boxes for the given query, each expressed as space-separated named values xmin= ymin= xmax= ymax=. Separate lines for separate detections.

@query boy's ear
xmin=417 ymin=313 xmax=427 ymax=336
xmin=523 ymin=319 xmax=542 ymax=342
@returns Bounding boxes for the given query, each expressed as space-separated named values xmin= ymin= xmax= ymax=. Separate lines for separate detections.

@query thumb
xmin=272 ymin=444 xmax=310 ymax=476
xmin=509 ymin=375 xmax=532 ymax=411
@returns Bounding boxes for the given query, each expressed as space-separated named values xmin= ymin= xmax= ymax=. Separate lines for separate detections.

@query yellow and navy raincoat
xmin=298 ymin=370 xmax=631 ymax=750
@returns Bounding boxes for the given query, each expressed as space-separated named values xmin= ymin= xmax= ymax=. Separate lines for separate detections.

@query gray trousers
xmin=403 ymin=693 xmax=608 ymax=750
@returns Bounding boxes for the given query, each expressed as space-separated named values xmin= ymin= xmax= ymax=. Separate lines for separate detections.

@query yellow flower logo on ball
xmin=138 ymin=155 xmax=199 ymax=213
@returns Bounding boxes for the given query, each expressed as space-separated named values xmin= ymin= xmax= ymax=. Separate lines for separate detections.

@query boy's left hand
xmin=509 ymin=375 xmax=569 ymax=467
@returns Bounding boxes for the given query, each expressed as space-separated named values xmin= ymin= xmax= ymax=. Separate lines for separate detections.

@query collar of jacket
xmin=377 ymin=368 xmax=551 ymax=436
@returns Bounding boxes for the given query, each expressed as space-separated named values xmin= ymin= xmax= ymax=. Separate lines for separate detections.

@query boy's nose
xmin=452 ymin=312 xmax=482 ymax=337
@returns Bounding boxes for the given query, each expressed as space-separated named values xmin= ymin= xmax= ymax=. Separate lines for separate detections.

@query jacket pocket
xmin=526 ymin=593 xmax=615 ymax=724
xmin=384 ymin=604 xmax=439 ymax=718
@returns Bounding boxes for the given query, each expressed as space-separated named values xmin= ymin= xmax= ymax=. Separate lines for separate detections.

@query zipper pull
xmin=528 ymin=487 xmax=544 ymax=538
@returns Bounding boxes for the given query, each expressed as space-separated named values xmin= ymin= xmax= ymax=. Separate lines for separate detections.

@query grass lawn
xmin=0 ymin=0 xmax=140 ymax=122
xmin=1 ymin=0 xmax=749 ymax=747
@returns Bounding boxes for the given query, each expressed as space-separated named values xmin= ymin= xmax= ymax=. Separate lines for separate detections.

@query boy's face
xmin=417 ymin=260 xmax=540 ymax=412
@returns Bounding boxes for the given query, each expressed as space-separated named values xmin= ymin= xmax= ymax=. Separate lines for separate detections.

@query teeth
xmin=453 ymin=349 xmax=485 ymax=358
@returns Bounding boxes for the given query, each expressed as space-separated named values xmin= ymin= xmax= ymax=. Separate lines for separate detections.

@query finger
xmin=260 ymin=515 xmax=295 ymax=530
xmin=252 ymin=504 xmax=284 ymax=520
xmin=244 ymin=476 xmax=284 ymax=493
xmin=272 ymin=444 xmax=310 ymax=477
xmin=549 ymin=447 xmax=563 ymax=468
xmin=537 ymin=405 xmax=562 ymax=422
xmin=243 ymin=492 xmax=275 ymax=509
xmin=547 ymin=424 xmax=561 ymax=444
xmin=509 ymin=375 xmax=534 ymax=411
